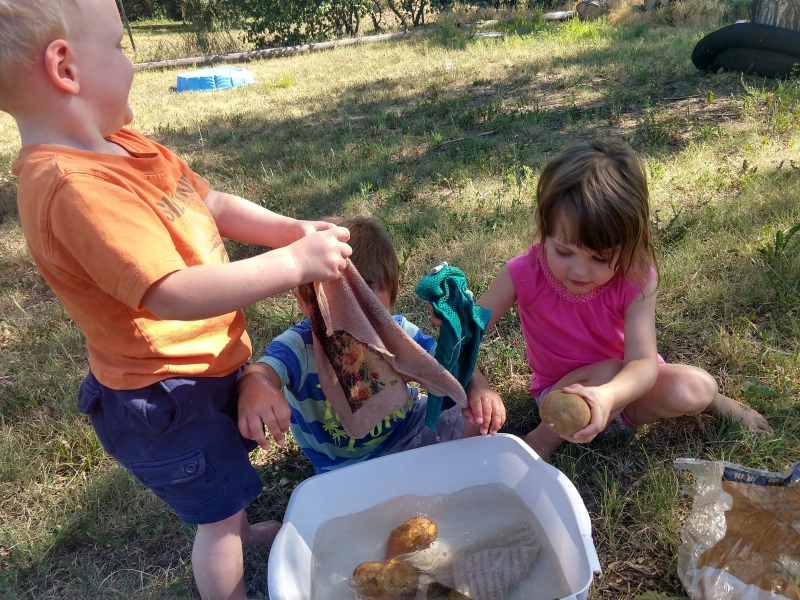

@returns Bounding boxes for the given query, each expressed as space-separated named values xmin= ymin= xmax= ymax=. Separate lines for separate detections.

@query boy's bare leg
xmin=193 ymin=510 xmax=248 ymax=600
xmin=193 ymin=510 xmax=281 ymax=600
xmin=242 ymin=518 xmax=282 ymax=548
xmin=524 ymin=423 xmax=564 ymax=460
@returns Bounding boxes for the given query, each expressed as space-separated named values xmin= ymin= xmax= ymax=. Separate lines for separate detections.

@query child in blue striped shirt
xmin=236 ymin=216 xmax=493 ymax=472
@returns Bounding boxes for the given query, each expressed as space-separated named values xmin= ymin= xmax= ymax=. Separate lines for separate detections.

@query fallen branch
xmin=439 ymin=131 xmax=495 ymax=147
xmin=133 ymin=27 xmax=437 ymax=71
xmin=542 ymin=10 xmax=575 ymax=20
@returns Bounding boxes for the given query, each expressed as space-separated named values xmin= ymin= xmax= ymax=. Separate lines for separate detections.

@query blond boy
xmin=1 ymin=1 xmax=352 ymax=598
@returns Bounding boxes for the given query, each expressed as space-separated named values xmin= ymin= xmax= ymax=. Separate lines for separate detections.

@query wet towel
xmin=452 ymin=523 xmax=540 ymax=600
xmin=411 ymin=522 xmax=541 ymax=600
xmin=308 ymin=260 xmax=468 ymax=440
xmin=415 ymin=263 xmax=492 ymax=430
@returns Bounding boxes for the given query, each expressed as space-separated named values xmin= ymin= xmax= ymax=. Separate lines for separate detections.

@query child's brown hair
xmin=535 ymin=138 xmax=658 ymax=289
xmin=0 ymin=0 xmax=83 ymax=113
xmin=296 ymin=216 xmax=400 ymax=305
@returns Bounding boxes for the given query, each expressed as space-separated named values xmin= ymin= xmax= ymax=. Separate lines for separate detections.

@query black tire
xmin=692 ymin=23 xmax=800 ymax=78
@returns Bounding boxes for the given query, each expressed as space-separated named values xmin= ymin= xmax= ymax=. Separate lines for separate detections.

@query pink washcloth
xmin=307 ymin=261 xmax=468 ymax=439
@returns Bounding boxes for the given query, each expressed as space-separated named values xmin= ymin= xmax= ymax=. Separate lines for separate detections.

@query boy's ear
xmin=293 ymin=289 xmax=311 ymax=318
xmin=43 ymin=39 xmax=80 ymax=95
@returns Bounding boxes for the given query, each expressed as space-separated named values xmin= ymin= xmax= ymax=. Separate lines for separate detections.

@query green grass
xmin=2 ymin=13 xmax=800 ymax=600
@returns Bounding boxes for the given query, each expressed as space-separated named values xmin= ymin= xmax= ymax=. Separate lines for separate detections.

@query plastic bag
xmin=675 ymin=458 xmax=800 ymax=600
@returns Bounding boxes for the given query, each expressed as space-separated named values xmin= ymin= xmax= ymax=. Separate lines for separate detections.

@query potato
xmin=385 ymin=516 xmax=438 ymax=559
xmin=538 ymin=391 xmax=591 ymax=437
xmin=350 ymin=558 xmax=419 ymax=598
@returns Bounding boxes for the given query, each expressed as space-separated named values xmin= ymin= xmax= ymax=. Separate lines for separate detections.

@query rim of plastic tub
xmin=267 ymin=433 xmax=602 ymax=600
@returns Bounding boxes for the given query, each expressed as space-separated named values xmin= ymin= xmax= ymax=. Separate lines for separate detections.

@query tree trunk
xmin=751 ymin=0 xmax=800 ymax=32
xmin=576 ymin=0 xmax=608 ymax=19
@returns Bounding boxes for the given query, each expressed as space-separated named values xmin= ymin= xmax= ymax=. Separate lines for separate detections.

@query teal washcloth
xmin=415 ymin=263 xmax=492 ymax=430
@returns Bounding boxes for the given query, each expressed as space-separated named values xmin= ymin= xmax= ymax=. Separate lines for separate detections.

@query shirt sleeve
xmin=620 ymin=266 xmax=658 ymax=308
xmin=507 ymin=244 xmax=541 ymax=308
xmin=395 ymin=315 xmax=438 ymax=356
xmin=48 ymin=174 xmax=187 ymax=310
xmin=258 ymin=327 xmax=309 ymax=393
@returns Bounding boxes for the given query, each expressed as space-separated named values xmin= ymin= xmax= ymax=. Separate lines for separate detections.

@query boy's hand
xmin=465 ymin=370 xmax=506 ymax=435
xmin=288 ymin=227 xmax=352 ymax=283
xmin=425 ymin=303 xmax=443 ymax=327
xmin=237 ymin=367 xmax=291 ymax=450
xmin=424 ymin=290 xmax=471 ymax=328
xmin=558 ymin=384 xmax=612 ymax=444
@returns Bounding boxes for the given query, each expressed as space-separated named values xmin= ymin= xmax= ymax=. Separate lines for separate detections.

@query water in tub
xmin=311 ymin=482 xmax=572 ymax=599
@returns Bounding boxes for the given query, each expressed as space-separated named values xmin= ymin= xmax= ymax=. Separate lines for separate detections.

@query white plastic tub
xmin=268 ymin=433 xmax=601 ymax=600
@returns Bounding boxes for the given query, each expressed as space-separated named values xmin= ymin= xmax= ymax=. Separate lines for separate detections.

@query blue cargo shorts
xmin=77 ymin=369 xmax=263 ymax=524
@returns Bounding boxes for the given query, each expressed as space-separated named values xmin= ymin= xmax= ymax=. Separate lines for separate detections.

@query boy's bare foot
xmin=524 ymin=424 xmax=564 ymax=461
xmin=244 ymin=520 xmax=282 ymax=548
xmin=707 ymin=393 xmax=773 ymax=437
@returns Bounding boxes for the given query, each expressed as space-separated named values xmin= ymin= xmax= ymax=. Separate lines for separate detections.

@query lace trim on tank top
xmin=538 ymin=242 xmax=615 ymax=304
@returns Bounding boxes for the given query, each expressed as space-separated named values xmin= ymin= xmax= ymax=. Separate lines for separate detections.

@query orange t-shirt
xmin=13 ymin=129 xmax=252 ymax=390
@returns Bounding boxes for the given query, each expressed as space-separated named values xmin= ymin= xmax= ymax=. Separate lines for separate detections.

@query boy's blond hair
xmin=0 ymin=0 xmax=83 ymax=113
xmin=297 ymin=216 xmax=400 ymax=306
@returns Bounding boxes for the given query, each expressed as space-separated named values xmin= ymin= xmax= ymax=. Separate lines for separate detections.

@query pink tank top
xmin=507 ymin=243 xmax=658 ymax=396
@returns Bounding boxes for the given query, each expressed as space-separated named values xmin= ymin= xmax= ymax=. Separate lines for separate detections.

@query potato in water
xmin=538 ymin=391 xmax=591 ymax=437
xmin=385 ymin=516 xmax=438 ymax=559
xmin=350 ymin=558 xmax=419 ymax=599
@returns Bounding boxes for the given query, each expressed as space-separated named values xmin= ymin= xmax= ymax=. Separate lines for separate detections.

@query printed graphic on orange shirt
xmin=175 ymin=175 xmax=202 ymax=207
xmin=154 ymin=175 xmax=199 ymax=222
xmin=152 ymin=175 xmax=229 ymax=264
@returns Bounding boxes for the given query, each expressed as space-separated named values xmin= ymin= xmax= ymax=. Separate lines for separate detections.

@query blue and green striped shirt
xmin=258 ymin=316 xmax=436 ymax=473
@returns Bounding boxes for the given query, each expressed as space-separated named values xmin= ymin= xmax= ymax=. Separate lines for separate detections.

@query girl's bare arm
xmin=476 ymin=264 xmax=517 ymax=328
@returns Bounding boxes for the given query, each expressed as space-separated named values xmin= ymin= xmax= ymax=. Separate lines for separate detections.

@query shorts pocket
xmin=77 ymin=375 xmax=102 ymax=414
xmin=123 ymin=383 xmax=180 ymax=435
xmin=129 ymin=449 xmax=225 ymax=514
xmin=77 ymin=374 xmax=116 ymax=456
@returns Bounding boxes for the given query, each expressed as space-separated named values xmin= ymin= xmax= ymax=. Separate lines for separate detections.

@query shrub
xmin=228 ymin=0 xmax=378 ymax=47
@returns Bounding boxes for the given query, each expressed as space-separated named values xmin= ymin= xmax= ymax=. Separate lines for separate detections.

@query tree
xmin=751 ymin=0 xmax=800 ymax=32
xmin=233 ymin=0 xmax=375 ymax=47
xmin=384 ymin=0 xmax=428 ymax=28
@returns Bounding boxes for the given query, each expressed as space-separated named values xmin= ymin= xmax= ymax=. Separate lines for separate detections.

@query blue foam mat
xmin=176 ymin=67 xmax=255 ymax=92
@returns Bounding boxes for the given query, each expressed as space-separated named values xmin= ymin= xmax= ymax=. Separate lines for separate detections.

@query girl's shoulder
xmin=616 ymin=265 xmax=658 ymax=307
xmin=507 ymin=243 xmax=546 ymax=303
xmin=507 ymin=242 xmax=542 ymax=274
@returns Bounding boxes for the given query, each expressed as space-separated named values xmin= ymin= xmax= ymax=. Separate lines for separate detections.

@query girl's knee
xmin=668 ymin=367 xmax=717 ymax=413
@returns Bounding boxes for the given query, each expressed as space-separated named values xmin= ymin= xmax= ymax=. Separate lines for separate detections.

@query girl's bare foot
xmin=243 ymin=520 xmax=282 ymax=548
xmin=525 ymin=423 xmax=564 ymax=460
xmin=707 ymin=393 xmax=773 ymax=437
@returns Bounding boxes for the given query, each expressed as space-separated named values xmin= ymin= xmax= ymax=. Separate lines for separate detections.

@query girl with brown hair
xmin=466 ymin=139 xmax=772 ymax=458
